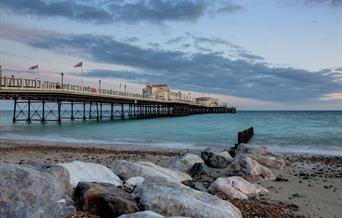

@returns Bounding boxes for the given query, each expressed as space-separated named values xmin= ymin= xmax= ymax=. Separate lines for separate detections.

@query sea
xmin=0 ymin=110 xmax=341 ymax=155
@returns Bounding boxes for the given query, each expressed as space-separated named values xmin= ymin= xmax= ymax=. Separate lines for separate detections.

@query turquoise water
xmin=0 ymin=110 xmax=341 ymax=155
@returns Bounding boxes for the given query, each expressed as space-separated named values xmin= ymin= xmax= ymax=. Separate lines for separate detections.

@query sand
xmin=1 ymin=139 xmax=341 ymax=218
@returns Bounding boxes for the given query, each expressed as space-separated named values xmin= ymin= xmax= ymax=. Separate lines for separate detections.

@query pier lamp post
xmin=60 ymin=73 xmax=64 ymax=89
xmin=124 ymin=84 xmax=127 ymax=95
xmin=99 ymin=80 xmax=101 ymax=93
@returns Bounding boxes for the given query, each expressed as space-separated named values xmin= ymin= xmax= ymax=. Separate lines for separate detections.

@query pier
xmin=0 ymin=74 xmax=236 ymax=124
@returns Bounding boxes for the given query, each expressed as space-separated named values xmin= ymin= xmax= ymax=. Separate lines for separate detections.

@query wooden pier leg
xmin=110 ymin=103 xmax=114 ymax=120
xmin=57 ymin=101 xmax=61 ymax=125
xmin=12 ymin=98 xmax=17 ymax=123
xmin=83 ymin=101 xmax=86 ymax=121
xmin=96 ymin=102 xmax=99 ymax=121
xmin=27 ymin=99 xmax=32 ymax=124
xmin=71 ymin=101 xmax=74 ymax=121
xmin=100 ymin=103 xmax=103 ymax=120
xmin=133 ymin=104 xmax=136 ymax=117
xmin=41 ymin=99 xmax=46 ymax=124
xmin=121 ymin=103 xmax=125 ymax=119
xmin=128 ymin=104 xmax=132 ymax=117
xmin=89 ymin=102 xmax=92 ymax=119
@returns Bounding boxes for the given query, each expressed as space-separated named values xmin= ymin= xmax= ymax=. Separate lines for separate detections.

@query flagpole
xmin=81 ymin=65 xmax=84 ymax=89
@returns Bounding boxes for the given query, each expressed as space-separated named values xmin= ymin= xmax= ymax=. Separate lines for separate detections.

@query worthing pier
xmin=0 ymin=71 xmax=236 ymax=125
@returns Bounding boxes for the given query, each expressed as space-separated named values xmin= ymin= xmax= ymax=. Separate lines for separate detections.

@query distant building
xmin=142 ymin=83 xmax=182 ymax=101
xmin=195 ymin=97 xmax=219 ymax=107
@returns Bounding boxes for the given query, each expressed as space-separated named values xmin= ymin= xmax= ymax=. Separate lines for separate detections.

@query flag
xmin=29 ymin=64 xmax=39 ymax=70
xmin=74 ymin=62 xmax=83 ymax=68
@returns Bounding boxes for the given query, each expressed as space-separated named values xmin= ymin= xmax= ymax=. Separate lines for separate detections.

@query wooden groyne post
xmin=237 ymin=126 xmax=254 ymax=144
xmin=229 ymin=127 xmax=254 ymax=157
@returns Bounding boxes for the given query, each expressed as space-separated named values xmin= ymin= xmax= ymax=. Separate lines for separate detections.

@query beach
xmin=1 ymin=139 xmax=341 ymax=218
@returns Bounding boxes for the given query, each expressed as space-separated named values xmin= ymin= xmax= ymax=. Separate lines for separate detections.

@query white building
xmin=195 ymin=97 xmax=219 ymax=107
xmin=142 ymin=84 xmax=182 ymax=101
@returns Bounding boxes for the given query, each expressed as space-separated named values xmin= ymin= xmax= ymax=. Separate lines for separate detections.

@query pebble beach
xmin=1 ymin=139 xmax=341 ymax=218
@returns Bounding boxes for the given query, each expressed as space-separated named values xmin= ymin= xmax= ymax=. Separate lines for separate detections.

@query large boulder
xmin=0 ymin=163 xmax=75 ymax=218
xmin=236 ymin=144 xmax=285 ymax=169
xmin=171 ymin=153 xmax=204 ymax=172
xmin=134 ymin=176 xmax=242 ymax=218
xmin=58 ymin=160 xmax=122 ymax=188
xmin=208 ymin=176 xmax=268 ymax=200
xmin=75 ymin=182 xmax=139 ymax=217
xmin=117 ymin=211 xmax=189 ymax=218
xmin=111 ymin=160 xmax=192 ymax=183
xmin=201 ymin=148 xmax=233 ymax=168
xmin=233 ymin=154 xmax=275 ymax=180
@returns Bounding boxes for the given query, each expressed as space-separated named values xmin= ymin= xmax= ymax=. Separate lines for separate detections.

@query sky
xmin=0 ymin=0 xmax=341 ymax=110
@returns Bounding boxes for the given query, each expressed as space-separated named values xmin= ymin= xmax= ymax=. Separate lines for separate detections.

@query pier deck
xmin=0 ymin=76 xmax=236 ymax=124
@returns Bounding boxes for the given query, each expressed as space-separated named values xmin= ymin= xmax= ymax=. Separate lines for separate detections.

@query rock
xmin=190 ymin=162 xmax=209 ymax=177
xmin=192 ymin=181 xmax=208 ymax=192
xmin=117 ymin=211 xmax=189 ymax=218
xmin=233 ymin=154 xmax=275 ymax=180
xmin=58 ymin=160 xmax=122 ymax=188
xmin=201 ymin=147 xmax=233 ymax=168
xmin=125 ymin=176 xmax=145 ymax=189
xmin=134 ymin=176 xmax=242 ymax=218
xmin=111 ymin=160 xmax=192 ymax=183
xmin=0 ymin=163 xmax=75 ymax=218
xmin=74 ymin=182 xmax=139 ymax=217
xmin=117 ymin=211 xmax=164 ymax=218
xmin=172 ymin=153 xmax=204 ymax=172
xmin=208 ymin=176 xmax=268 ymax=200
xmin=236 ymin=144 xmax=285 ymax=170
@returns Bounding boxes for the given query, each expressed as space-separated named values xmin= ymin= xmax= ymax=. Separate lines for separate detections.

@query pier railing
xmin=0 ymin=75 xmax=202 ymax=105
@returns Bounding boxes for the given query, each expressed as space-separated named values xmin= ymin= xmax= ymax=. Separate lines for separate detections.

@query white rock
xmin=233 ymin=154 xmax=275 ymax=180
xmin=117 ymin=211 xmax=164 ymax=218
xmin=236 ymin=144 xmax=285 ymax=170
xmin=135 ymin=176 xmax=242 ymax=218
xmin=58 ymin=161 xmax=122 ymax=187
xmin=171 ymin=153 xmax=204 ymax=172
xmin=117 ymin=211 xmax=189 ymax=218
xmin=208 ymin=176 xmax=268 ymax=200
xmin=111 ymin=160 xmax=192 ymax=183
xmin=125 ymin=176 xmax=145 ymax=189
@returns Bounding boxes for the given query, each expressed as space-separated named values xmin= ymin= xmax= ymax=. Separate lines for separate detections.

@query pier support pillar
xmin=110 ymin=103 xmax=114 ymax=120
xmin=41 ymin=100 xmax=46 ymax=124
xmin=71 ymin=101 xmax=74 ymax=121
xmin=83 ymin=101 xmax=86 ymax=121
xmin=26 ymin=99 xmax=32 ymax=124
xmin=12 ymin=98 xmax=17 ymax=123
xmin=89 ymin=102 xmax=92 ymax=119
xmin=57 ymin=100 xmax=61 ymax=125
xmin=121 ymin=103 xmax=125 ymax=119
xmin=96 ymin=102 xmax=100 ymax=121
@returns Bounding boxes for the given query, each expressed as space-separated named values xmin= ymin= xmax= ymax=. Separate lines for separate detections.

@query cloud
xmin=216 ymin=1 xmax=245 ymax=13
xmin=285 ymin=0 xmax=342 ymax=7
xmin=238 ymin=52 xmax=264 ymax=61
xmin=2 ymin=25 xmax=341 ymax=103
xmin=167 ymin=37 xmax=185 ymax=44
xmin=192 ymin=36 xmax=241 ymax=48
xmin=305 ymin=0 xmax=342 ymax=7
xmin=320 ymin=93 xmax=342 ymax=101
xmin=0 ymin=0 xmax=244 ymax=24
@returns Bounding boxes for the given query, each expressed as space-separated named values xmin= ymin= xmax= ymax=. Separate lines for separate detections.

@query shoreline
xmin=1 ymin=140 xmax=342 ymax=217
xmin=1 ymin=138 xmax=341 ymax=157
